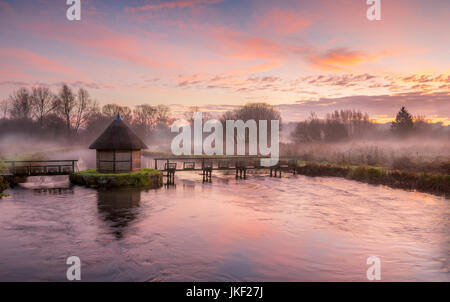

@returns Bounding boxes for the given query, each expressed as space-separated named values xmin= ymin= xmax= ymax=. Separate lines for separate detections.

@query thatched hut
xmin=89 ymin=114 xmax=147 ymax=173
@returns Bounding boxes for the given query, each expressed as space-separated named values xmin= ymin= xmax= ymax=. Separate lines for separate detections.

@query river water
xmin=0 ymin=171 xmax=448 ymax=281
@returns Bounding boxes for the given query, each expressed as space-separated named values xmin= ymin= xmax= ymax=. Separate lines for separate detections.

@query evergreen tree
xmin=391 ymin=106 xmax=414 ymax=135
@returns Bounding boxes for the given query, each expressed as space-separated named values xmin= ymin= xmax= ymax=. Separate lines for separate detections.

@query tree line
xmin=290 ymin=106 xmax=447 ymax=143
xmin=0 ymin=85 xmax=283 ymax=149
xmin=0 ymin=85 xmax=175 ymax=145
xmin=0 ymin=85 xmax=447 ymax=148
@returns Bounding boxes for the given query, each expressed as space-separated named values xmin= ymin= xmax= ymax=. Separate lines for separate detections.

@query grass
xmin=296 ymin=161 xmax=450 ymax=198
xmin=281 ymin=141 xmax=450 ymax=175
xmin=0 ymin=161 xmax=9 ymax=198
xmin=70 ymin=168 xmax=163 ymax=188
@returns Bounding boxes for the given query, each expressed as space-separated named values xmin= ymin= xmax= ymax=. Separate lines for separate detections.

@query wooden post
xmin=113 ymin=151 xmax=116 ymax=173
xmin=130 ymin=151 xmax=132 ymax=171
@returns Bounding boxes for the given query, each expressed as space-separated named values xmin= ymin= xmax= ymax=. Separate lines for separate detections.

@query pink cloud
xmin=20 ymin=20 xmax=167 ymax=69
xmin=126 ymin=0 xmax=223 ymax=12
xmin=0 ymin=47 xmax=77 ymax=76
xmin=256 ymin=7 xmax=311 ymax=35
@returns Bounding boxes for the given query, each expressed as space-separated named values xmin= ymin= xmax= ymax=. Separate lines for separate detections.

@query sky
xmin=0 ymin=0 xmax=449 ymax=123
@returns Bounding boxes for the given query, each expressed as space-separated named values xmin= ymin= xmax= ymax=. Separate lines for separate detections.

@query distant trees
xmin=291 ymin=113 xmax=322 ymax=143
xmin=0 ymin=84 xmax=447 ymax=150
xmin=53 ymin=85 xmax=98 ymax=135
xmin=130 ymin=104 xmax=174 ymax=138
xmin=102 ymin=104 xmax=132 ymax=121
xmin=222 ymin=103 xmax=281 ymax=123
xmin=132 ymin=104 xmax=158 ymax=137
xmin=220 ymin=103 xmax=282 ymax=154
xmin=73 ymin=88 xmax=98 ymax=134
xmin=0 ymin=84 xmax=179 ymax=146
xmin=55 ymin=84 xmax=76 ymax=134
xmin=391 ymin=106 xmax=414 ymax=135
xmin=0 ymin=99 xmax=9 ymax=119
xmin=154 ymin=104 xmax=172 ymax=125
xmin=0 ymin=85 xmax=97 ymax=140
xmin=291 ymin=109 xmax=373 ymax=143
xmin=9 ymin=88 xmax=33 ymax=120
xmin=31 ymin=86 xmax=56 ymax=128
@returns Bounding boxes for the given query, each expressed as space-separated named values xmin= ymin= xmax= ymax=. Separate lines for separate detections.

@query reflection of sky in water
xmin=0 ymin=171 xmax=448 ymax=281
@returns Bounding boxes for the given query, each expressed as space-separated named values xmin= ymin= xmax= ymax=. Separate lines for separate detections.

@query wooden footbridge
xmin=1 ymin=160 xmax=78 ymax=177
xmin=154 ymin=156 xmax=299 ymax=184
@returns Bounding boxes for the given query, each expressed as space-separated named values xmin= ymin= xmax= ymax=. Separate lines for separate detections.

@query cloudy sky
xmin=0 ymin=0 xmax=448 ymax=123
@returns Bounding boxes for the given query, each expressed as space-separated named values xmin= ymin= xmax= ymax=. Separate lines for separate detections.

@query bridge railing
xmin=3 ymin=160 xmax=78 ymax=176
xmin=154 ymin=156 xmax=269 ymax=171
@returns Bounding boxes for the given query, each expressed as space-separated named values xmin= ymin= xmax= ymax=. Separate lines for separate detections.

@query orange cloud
xmin=310 ymin=48 xmax=386 ymax=71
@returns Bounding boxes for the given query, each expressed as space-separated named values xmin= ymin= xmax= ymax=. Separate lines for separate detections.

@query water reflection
xmin=0 ymin=171 xmax=448 ymax=281
xmin=96 ymin=189 xmax=142 ymax=240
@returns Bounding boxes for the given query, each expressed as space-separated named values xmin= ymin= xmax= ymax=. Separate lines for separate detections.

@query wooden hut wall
xmin=96 ymin=150 xmax=138 ymax=173
xmin=131 ymin=150 xmax=141 ymax=171
xmin=97 ymin=151 xmax=114 ymax=172
xmin=115 ymin=151 xmax=132 ymax=172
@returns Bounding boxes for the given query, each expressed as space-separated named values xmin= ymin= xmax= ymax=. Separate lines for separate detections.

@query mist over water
xmin=0 ymin=130 xmax=449 ymax=281
xmin=0 ymin=171 xmax=448 ymax=281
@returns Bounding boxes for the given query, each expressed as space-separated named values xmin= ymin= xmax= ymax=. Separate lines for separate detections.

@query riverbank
xmin=0 ymin=177 xmax=8 ymax=198
xmin=0 ymin=161 xmax=8 ymax=198
xmin=296 ymin=161 xmax=450 ymax=198
xmin=70 ymin=169 xmax=163 ymax=188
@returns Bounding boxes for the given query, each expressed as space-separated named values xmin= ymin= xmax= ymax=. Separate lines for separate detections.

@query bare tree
xmin=102 ymin=104 xmax=132 ymax=121
xmin=31 ymin=86 xmax=56 ymax=128
xmin=220 ymin=103 xmax=282 ymax=154
xmin=73 ymin=88 xmax=99 ymax=134
xmin=9 ymin=87 xmax=33 ymax=119
xmin=155 ymin=104 xmax=173 ymax=125
xmin=0 ymin=98 xmax=9 ymax=119
xmin=55 ymin=84 xmax=76 ymax=134
xmin=132 ymin=104 xmax=158 ymax=137
xmin=183 ymin=106 xmax=213 ymax=124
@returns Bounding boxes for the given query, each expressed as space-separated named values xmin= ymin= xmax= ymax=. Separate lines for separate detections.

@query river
xmin=0 ymin=171 xmax=448 ymax=281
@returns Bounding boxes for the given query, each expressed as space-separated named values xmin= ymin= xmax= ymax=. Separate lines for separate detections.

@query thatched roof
xmin=89 ymin=114 xmax=148 ymax=150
